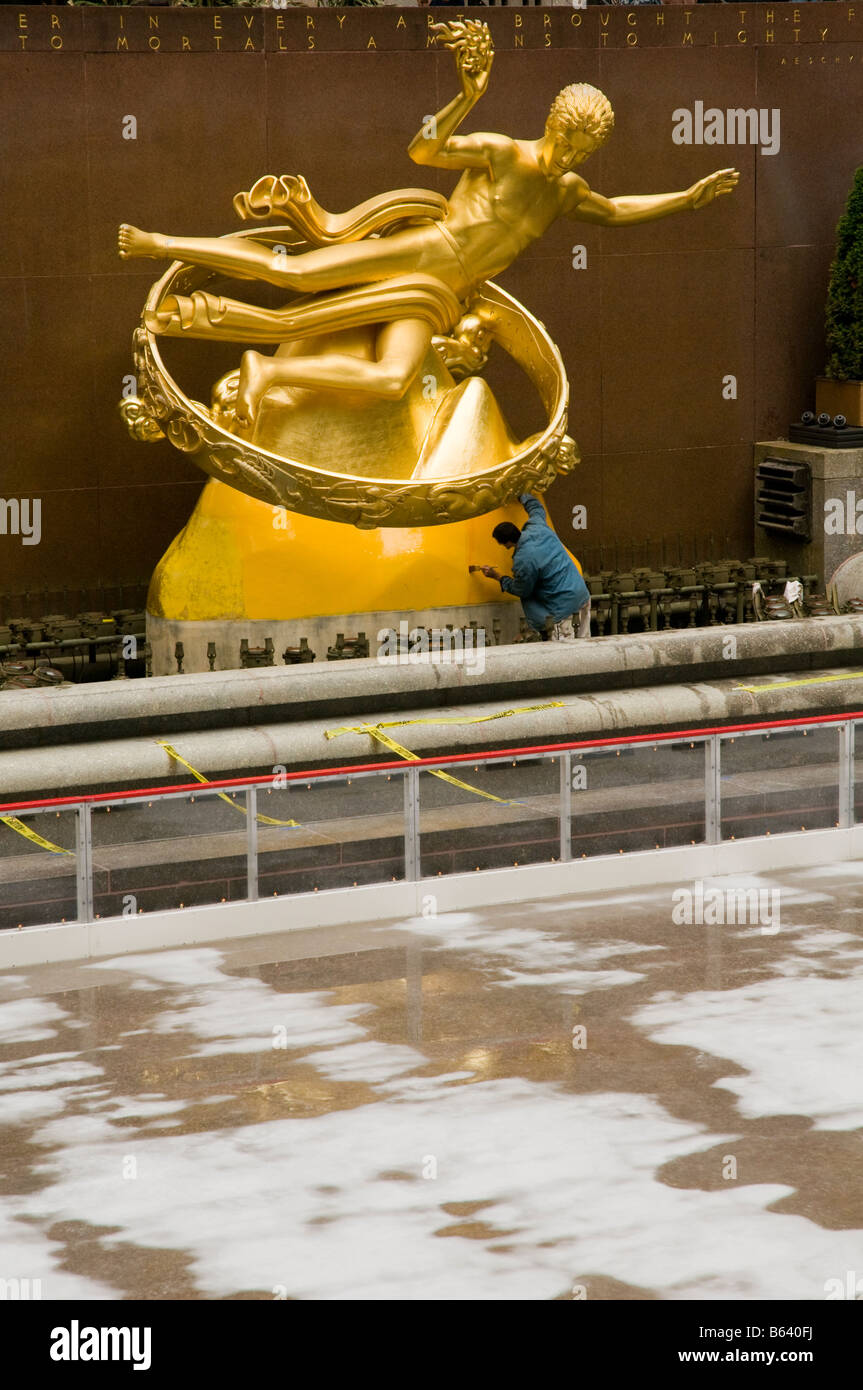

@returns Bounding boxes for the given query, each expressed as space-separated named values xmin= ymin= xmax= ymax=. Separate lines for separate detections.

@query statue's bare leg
xmin=119 ymin=222 xmax=452 ymax=293
xmin=236 ymin=318 xmax=433 ymax=427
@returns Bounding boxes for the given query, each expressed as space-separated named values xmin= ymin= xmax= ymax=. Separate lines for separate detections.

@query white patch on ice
xmin=302 ymin=1041 xmax=425 ymax=1084
xmin=88 ymin=946 xmax=370 ymax=1058
xmin=0 ymin=997 xmax=69 ymax=1044
xmin=107 ymin=1099 xmax=190 ymax=1120
xmin=16 ymin=1080 xmax=859 ymax=1301
xmin=1 ymin=1090 xmax=73 ymax=1124
xmin=633 ymin=970 xmax=863 ymax=1130
xmin=0 ymin=1210 xmax=118 ymax=1301
xmin=0 ymin=1060 xmax=103 ymax=1091
xmin=406 ymin=911 xmax=652 ymax=996
xmin=496 ymin=966 xmax=642 ymax=993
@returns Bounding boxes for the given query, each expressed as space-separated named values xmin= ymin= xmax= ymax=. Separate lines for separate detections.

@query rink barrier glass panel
xmin=0 ymin=808 xmax=79 ymax=929
xmin=253 ymin=773 xmax=407 ymax=897
xmin=89 ymin=789 xmax=251 ymax=919
xmin=0 ymin=711 xmax=859 ymax=929
xmin=567 ymin=738 xmax=708 ymax=858
xmin=719 ymin=726 xmax=842 ymax=841
xmin=418 ymin=753 xmax=562 ymax=877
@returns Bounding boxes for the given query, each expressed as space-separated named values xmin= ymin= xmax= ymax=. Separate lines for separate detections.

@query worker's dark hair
xmin=492 ymin=522 xmax=521 ymax=546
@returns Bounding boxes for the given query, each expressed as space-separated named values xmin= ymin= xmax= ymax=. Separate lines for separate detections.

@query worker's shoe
xmin=551 ymin=617 xmax=576 ymax=642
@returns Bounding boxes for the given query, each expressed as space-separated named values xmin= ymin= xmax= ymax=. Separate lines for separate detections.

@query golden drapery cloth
xmin=145 ymin=272 xmax=465 ymax=345
xmin=231 ymin=174 xmax=449 ymax=245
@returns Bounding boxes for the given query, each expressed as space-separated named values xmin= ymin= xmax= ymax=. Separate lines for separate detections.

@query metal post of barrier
xmin=705 ymin=736 xmax=721 ymax=844
xmin=559 ymin=751 xmax=572 ymax=862
xmin=838 ymin=722 xmax=854 ymax=829
xmin=404 ymin=767 xmax=420 ymax=881
xmin=75 ymin=803 xmax=93 ymax=923
xmin=247 ymin=785 xmax=258 ymax=902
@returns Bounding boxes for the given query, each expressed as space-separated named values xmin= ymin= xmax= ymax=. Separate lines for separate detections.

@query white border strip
xmin=2 ymin=825 xmax=861 ymax=969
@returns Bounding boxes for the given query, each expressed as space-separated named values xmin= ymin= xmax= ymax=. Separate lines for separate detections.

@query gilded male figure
xmin=119 ymin=21 xmax=737 ymax=430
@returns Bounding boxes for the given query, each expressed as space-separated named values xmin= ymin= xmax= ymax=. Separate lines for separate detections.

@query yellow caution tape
xmin=361 ymin=726 xmax=524 ymax=806
xmin=0 ymin=815 xmax=74 ymax=856
xmin=325 ymin=702 xmax=565 ymax=807
xmin=157 ymin=741 xmax=299 ymax=827
xmin=736 ymin=672 xmax=863 ymax=694
xmin=325 ymin=702 xmax=565 ymax=740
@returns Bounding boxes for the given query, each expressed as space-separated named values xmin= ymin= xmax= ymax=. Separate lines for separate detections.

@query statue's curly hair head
xmin=546 ymin=84 xmax=615 ymax=146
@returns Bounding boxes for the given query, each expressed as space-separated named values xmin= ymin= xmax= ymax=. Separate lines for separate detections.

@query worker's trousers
xmin=523 ymin=598 xmax=591 ymax=641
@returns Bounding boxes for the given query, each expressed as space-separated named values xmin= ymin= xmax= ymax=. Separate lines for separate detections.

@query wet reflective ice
xmin=1 ymin=864 xmax=862 ymax=1300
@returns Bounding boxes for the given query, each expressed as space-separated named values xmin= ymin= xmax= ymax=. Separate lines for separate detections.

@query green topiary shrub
xmin=825 ymin=166 xmax=863 ymax=382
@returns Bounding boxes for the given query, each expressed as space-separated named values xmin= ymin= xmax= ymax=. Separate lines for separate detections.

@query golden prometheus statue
xmin=118 ymin=20 xmax=738 ymax=533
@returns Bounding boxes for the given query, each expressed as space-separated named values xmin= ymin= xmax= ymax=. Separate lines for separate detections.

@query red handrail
xmin=0 ymin=709 xmax=858 ymax=815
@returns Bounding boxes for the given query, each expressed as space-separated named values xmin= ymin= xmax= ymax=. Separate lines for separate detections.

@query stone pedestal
xmin=754 ymin=441 xmax=863 ymax=590
xmin=144 ymin=478 xmax=576 ymax=674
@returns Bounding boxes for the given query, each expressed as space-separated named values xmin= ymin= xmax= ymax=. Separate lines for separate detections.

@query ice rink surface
xmin=1 ymin=864 xmax=862 ymax=1301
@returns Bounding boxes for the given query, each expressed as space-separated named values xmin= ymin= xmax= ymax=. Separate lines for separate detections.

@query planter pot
xmin=816 ymin=377 xmax=863 ymax=426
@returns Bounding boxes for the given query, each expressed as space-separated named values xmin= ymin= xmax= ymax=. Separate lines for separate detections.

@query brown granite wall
xmin=1 ymin=4 xmax=860 ymax=604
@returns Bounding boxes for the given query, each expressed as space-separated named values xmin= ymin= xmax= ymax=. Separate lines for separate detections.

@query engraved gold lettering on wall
xmin=4 ymin=2 xmax=863 ymax=57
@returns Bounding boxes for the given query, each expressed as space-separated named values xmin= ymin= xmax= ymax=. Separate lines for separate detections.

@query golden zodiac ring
xmin=120 ymin=228 xmax=577 ymax=530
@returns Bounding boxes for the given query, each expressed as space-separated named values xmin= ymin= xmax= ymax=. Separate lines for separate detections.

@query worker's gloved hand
xmin=482 ymin=566 xmax=501 ymax=580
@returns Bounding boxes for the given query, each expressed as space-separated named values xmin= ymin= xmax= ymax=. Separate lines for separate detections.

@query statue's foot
xmin=236 ymin=350 xmax=273 ymax=429
xmin=118 ymin=224 xmax=163 ymax=260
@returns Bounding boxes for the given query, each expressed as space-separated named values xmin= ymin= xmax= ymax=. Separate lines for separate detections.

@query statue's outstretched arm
xmin=569 ymin=168 xmax=739 ymax=226
xmin=409 ymin=19 xmax=494 ymax=170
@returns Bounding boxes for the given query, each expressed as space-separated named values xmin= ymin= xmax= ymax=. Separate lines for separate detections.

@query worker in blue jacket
xmin=477 ymin=493 xmax=591 ymax=640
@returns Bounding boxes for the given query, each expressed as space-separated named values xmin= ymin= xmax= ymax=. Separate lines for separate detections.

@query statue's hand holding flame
xmin=431 ymin=19 xmax=494 ymax=100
